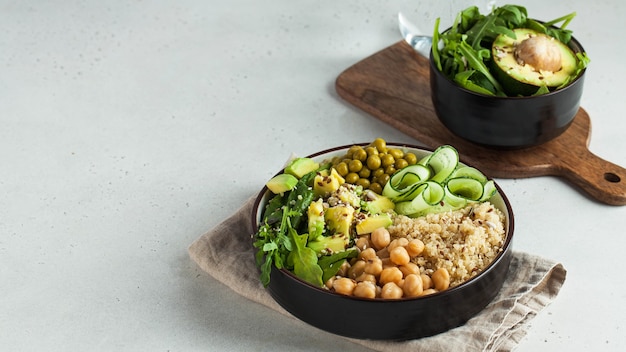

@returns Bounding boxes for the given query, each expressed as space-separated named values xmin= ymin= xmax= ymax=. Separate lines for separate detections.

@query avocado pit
xmin=514 ymin=34 xmax=562 ymax=72
xmin=491 ymin=28 xmax=579 ymax=96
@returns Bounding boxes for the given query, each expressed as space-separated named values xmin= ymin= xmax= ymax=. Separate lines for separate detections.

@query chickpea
xmin=432 ymin=268 xmax=450 ymax=291
xmin=403 ymin=274 xmax=424 ymax=297
xmin=355 ymin=273 xmax=377 ymax=284
xmin=333 ymin=277 xmax=356 ymax=296
xmin=353 ymin=281 xmax=377 ymax=299
xmin=399 ymin=262 xmax=420 ymax=277
xmin=406 ymin=239 xmax=425 ymax=257
xmin=336 ymin=260 xmax=351 ymax=277
xmin=379 ymin=267 xmax=403 ymax=285
xmin=421 ymin=274 xmax=433 ymax=290
xmin=370 ymin=227 xmax=391 ymax=250
xmin=364 ymin=257 xmax=383 ymax=276
xmin=421 ymin=288 xmax=438 ymax=296
xmin=388 ymin=238 xmax=409 ymax=252
xmin=359 ymin=247 xmax=377 ymax=261
xmin=348 ymin=260 xmax=366 ymax=279
xmin=376 ymin=247 xmax=389 ymax=259
xmin=325 ymin=276 xmax=336 ymax=290
xmin=355 ymin=236 xmax=370 ymax=250
xmin=389 ymin=246 xmax=410 ymax=266
xmin=381 ymin=282 xmax=404 ymax=299
xmin=381 ymin=257 xmax=394 ymax=269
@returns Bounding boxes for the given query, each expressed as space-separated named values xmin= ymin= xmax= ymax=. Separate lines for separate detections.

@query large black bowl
xmin=251 ymin=143 xmax=515 ymax=340
xmin=430 ymin=33 xmax=586 ymax=149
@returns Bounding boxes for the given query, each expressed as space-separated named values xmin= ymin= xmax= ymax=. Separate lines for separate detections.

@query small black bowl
xmin=251 ymin=144 xmax=515 ymax=340
xmin=429 ymin=34 xmax=586 ymax=149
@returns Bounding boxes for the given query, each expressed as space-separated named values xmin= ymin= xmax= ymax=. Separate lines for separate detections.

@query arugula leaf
xmin=454 ymin=70 xmax=496 ymax=96
xmin=287 ymin=224 xmax=324 ymax=287
xmin=318 ymin=249 xmax=358 ymax=283
xmin=457 ymin=40 xmax=504 ymax=93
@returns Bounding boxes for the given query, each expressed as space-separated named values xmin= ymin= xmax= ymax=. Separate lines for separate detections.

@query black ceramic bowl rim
xmin=250 ymin=143 xmax=515 ymax=339
xmin=430 ymin=24 xmax=587 ymax=100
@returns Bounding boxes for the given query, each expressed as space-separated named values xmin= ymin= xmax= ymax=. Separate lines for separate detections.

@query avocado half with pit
xmin=492 ymin=28 xmax=579 ymax=96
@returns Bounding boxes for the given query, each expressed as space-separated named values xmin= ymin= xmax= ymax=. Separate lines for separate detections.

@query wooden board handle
xmin=555 ymin=148 xmax=626 ymax=205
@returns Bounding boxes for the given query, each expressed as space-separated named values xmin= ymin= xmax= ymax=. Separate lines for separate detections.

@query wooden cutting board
xmin=335 ymin=41 xmax=626 ymax=206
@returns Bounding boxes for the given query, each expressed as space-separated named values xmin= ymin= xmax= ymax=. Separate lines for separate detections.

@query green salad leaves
xmin=432 ymin=4 xmax=590 ymax=96
xmin=253 ymin=167 xmax=358 ymax=288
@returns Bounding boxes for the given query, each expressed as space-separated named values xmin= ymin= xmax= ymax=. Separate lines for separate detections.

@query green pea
xmin=346 ymin=145 xmax=360 ymax=159
xmin=353 ymin=148 xmax=367 ymax=162
xmin=404 ymin=152 xmax=418 ymax=165
xmin=366 ymin=154 xmax=382 ymax=170
xmin=356 ymin=178 xmax=370 ymax=189
xmin=395 ymin=158 xmax=408 ymax=170
xmin=334 ymin=162 xmax=349 ymax=176
xmin=377 ymin=174 xmax=390 ymax=186
xmin=372 ymin=138 xmax=387 ymax=153
xmin=346 ymin=172 xmax=360 ymax=184
xmin=369 ymin=182 xmax=383 ymax=195
xmin=388 ymin=148 xmax=404 ymax=160
xmin=381 ymin=154 xmax=395 ymax=167
xmin=348 ymin=159 xmax=363 ymax=173
xmin=365 ymin=146 xmax=378 ymax=157
xmin=373 ymin=168 xmax=385 ymax=178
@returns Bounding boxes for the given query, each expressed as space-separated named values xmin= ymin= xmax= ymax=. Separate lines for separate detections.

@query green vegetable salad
xmin=254 ymin=141 xmax=497 ymax=288
xmin=432 ymin=4 xmax=590 ymax=96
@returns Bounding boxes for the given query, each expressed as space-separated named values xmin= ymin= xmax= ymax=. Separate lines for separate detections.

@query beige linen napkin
xmin=189 ymin=197 xmax=567 ymax=352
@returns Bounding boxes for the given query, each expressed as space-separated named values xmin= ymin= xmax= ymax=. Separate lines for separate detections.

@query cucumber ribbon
xmin=382 ymin=145 xmax=496 ymax=217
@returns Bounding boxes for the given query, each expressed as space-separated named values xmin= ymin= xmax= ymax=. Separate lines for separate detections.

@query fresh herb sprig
xmin=254 ymin=171 xmax=316 ymax=287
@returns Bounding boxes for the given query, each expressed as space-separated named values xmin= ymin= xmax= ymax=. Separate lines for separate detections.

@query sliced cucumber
xmin=383 ymin=145 xmax=498 ymax=217
xmin=418 ymin=145 xmax=459 ymax=183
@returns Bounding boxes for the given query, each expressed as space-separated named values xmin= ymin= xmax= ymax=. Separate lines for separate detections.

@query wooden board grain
xmin=335 ymin=41 xmax=626 ymax=205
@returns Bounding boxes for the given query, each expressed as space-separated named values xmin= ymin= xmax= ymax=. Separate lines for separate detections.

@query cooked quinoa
xmin=387 ymin=201 xmax=506 ymax=287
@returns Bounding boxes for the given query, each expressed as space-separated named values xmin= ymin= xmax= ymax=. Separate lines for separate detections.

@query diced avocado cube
xmin=307 ymin=199 xmax=325 ymax=241
xmin=313 ymin=168 xmax=345 ymax=196
xmin=324 ymin=205 xmax=354 ymax=236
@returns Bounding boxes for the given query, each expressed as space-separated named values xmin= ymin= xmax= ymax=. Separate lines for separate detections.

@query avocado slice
xmin=355 ymin=213 xmax=392 ymax=235
xmin=492 ymin=28 xmax=579 ymax=96
xmin=266 ymin=173 xmax=298 ymax=194
xmin=284 ymin=157 xmax=320 ymax=179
